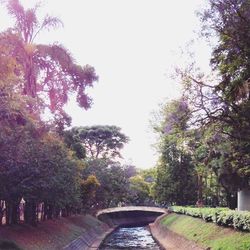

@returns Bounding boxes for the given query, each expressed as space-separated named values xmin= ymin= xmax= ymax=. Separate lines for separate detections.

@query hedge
xmin=170 ymin=206 xmax=250 ymax=232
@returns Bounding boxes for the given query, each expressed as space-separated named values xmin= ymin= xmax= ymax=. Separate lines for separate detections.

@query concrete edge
xmin=149 ymin=213 xmax=204 ymax=250
xmin=87 ymin=226 xmax=118 ymax=250
xmin=149 ymin=214 xmax=168 ymax=250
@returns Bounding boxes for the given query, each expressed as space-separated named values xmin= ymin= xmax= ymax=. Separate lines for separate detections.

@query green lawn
xmin=161 ymin=213 xmax=250 ymax=250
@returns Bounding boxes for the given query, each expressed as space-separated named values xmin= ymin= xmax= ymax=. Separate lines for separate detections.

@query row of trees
xmin=0 ymin=0 xmax=110 ymax=226
xmin=152 ymin=0 xmax=250 ymax=209
xmin=0 ymin=0 xmax=157 ymax=226
xmin=0 ymin=0 xmax=100 ymax=226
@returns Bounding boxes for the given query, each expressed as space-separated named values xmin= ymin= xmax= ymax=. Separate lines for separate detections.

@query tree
xmin=63 ymin=129 xmax=86 ymax=159
xmin=82 ymin=159 xmax=131 ymax=208
xmin=201 ymin=0 xmax=250 ymax=102
xmin=186 ymin=127 xmax=230 ymax=207
xmin=71 ymin=125 xmax=129 ymax=159
xmin=175 ymin=0 xmax=250 ymax=200
xmin=153 ymin=99 xmax=197 ymax=206
xmin=80 ymin=175 xmax=100 ymax=212
xmin=0 ymin=71 xmax=84 ymax=225
xmin=0 ymin=1 xmax=99 ymax=225
xmin=1 ymin=0 xmax=98 ymax=127
xmin=129 ymin=175 xmax=151 ymax=205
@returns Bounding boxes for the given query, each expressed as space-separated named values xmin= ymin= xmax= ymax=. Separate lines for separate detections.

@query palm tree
xmin=0 ymin=0 xmax=98 ymax=123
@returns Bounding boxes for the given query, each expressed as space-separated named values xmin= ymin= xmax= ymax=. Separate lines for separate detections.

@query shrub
xmin=216 ymin=210 xmax=235 ymax=227
xmin=185 ymin=207 xmax=202 ymax=218
xmin=169 ymin=206 xmax=250 ymax=232
xmin=201 ymin=208 xmax=215 ymax=222
xmin=233 ymin=211 xmax=250 ymax=231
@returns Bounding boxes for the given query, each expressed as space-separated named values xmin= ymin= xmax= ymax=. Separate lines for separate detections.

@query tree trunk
xmin=0 ymin=201 xmax=4 ymax=225
xmin=47 ymin=204 xmax=53 ymax=220
xmin=54 ymin=206 xmax=60 ymax=219
xmin=5 ymin=201 xmax=12 ymax=225
xmin=226 ymin=192 xmax=237 ymax=209
xmin=24 ymin=200 xmax=37 ymax=226
xmin=40 ymin=202 xmax=45 ymax=221
xmin=11 ymin=201 xmax=20 ymax=225
xmin=62 ymin=205 xmax=70 ymax=217
xmin=43 ymin=201 xmax=49 ymax=221
xmin=196 ymin=174 xmax=203 ymax=207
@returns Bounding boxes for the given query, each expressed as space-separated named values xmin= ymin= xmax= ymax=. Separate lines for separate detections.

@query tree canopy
xmin=152 ymin=0 xmax=250 ymax=209
xmin=1 ymin=0 xmax=98 ymax=129
xmin=69 ymin=125 xmax=129 ymax=159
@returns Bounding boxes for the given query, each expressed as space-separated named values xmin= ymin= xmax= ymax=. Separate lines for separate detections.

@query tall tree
xmin=70 ymin=125 xmax=129 ymax=159
xmin=1 ymin=0 xmax=98 ymax=127
xmin=180 ymin=0 xmax=250 ymax=198
xmin=201 ymin=0 xmax=250 ymax=102
xmin=153 ymin=99 xmax=197 ymax=206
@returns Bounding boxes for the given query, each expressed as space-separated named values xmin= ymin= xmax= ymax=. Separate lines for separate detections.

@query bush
xmin=201 ymin=208 xmax=216 ymax=222
xmin=185 ymin=207 xmax=202 ymax=218
xmin=170 ymin=206 xmax=250 ymax=232
xmin=233 ymin=211 xmax=250 ymax=231
xmin=216 ymin=210 xmax=235 ymax=227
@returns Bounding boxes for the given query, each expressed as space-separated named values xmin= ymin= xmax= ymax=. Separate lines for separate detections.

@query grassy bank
xmin=160 ymin=213 xmax=250 ymax=250
xmin=0 ymin=214 xmax=105 ymax=250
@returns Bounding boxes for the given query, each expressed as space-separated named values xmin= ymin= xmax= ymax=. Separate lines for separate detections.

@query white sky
xmin=1 ymin=0 xmax=211 ymax=168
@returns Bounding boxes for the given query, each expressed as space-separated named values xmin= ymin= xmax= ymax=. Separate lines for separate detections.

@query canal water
xmin=99 ymin=226 xmax=161 ymax=250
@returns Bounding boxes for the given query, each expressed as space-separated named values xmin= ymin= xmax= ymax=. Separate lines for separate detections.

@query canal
xmin=99 ymin=226 xmax=161 ymax=250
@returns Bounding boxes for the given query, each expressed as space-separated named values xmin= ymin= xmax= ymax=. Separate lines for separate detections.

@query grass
xmin=0 ymin=240 xmax=23 ymax=250
xmin=0 ymin=214 xmax=105 ymax=250
xmin=161 ymin=213 xmax=250 ymax=250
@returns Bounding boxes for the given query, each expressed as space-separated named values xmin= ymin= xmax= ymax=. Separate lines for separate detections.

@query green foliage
xmin=171 ymin=206 xmax=250 ymax=232
xmin=153 ymin=99 xmax=197 ymax=206
xmin=0 ymin=0 xmax=98 ymax=129
xmin=198 ymin=0 xmax=250 ymax=191
xmin=81 ymin=175 xmax=100 ymax=210
xmin=70 ymin=126 xmax=129 ymax=159
xmin=129 ymin=175 xmax=151 ymax=205
xmin=63 ymin=129 xmax=86 ymax=159
xmin=201 ymin=0 xmax=250 ymax=102
xmin=0 ymin=70 xmax=84 ymax=224
xmin=82 ymin=159 xmax=131 ymax=208
xmin=233 ymin=212 xmax=250 ymax=231
xmin=216 ymin=210 xmax=235 ymax=227
xmin=169 ymin=0 xmax=250 ymax=209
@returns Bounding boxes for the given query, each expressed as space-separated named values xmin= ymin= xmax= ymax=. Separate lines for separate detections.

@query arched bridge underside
xmin=96 ymin=206 xmax=167 ymax=226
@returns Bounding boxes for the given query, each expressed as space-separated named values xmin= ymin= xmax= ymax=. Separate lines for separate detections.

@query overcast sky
xmin=1 ymin=0 xmax=211 ymax=168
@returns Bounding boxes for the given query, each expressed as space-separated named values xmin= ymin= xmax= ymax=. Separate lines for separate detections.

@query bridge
xmin=96 ymin=206 xmax=167 ymax=226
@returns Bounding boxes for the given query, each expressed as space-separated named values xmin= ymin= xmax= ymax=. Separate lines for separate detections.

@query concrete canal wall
xmin=149 ymin=214 xmax=203 ymax=250
xmin=64 ymin=209 xmax=166 ymax=250
xmin=63 ymin=224 xmax=114 ymax=250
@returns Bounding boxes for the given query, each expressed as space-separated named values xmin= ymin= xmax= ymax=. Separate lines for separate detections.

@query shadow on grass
xmin=0 ymin=240 xmax=23 ymax=250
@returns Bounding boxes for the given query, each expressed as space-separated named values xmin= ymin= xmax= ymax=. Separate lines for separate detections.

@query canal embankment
xmin=0 ymin=214 xmax=112 ymax=250
xmin=149 ymin=213 xmax=250 ymax=250
xmin=2 ymin=211 xmax=250 ymax=250
xmin=0 ymin=210 xmax=164 ymax=250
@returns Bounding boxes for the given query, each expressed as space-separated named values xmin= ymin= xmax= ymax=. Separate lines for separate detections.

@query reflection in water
xmin=99 ymin=226 xmax=160 ymax=250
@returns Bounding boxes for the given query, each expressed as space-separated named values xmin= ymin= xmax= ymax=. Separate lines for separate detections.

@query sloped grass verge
xmin=161 ymin=213 xmax=250 ymax=250
xmin=0 ymin=214 xmax=106 ymax=250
